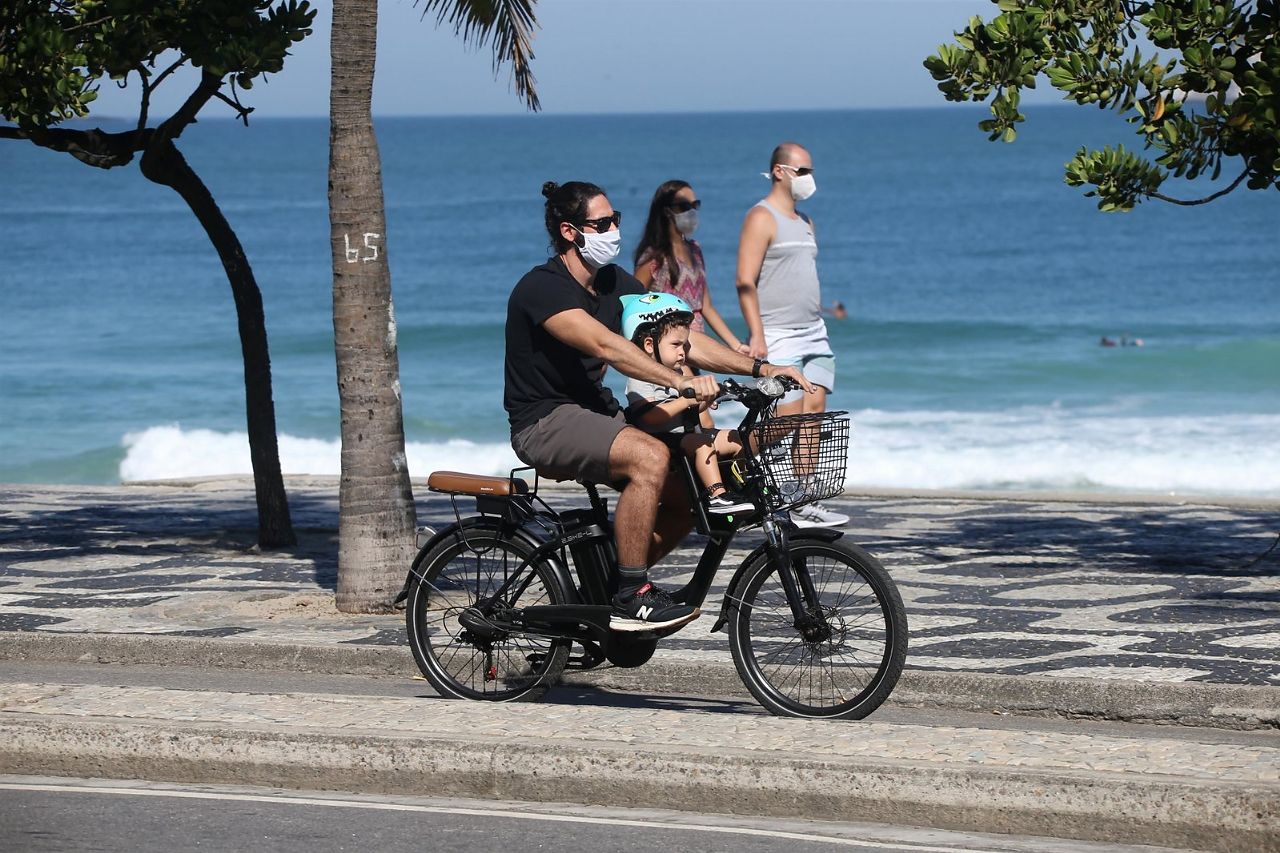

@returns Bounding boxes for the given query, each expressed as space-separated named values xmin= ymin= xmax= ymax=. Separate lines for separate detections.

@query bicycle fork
xmin=763 ymin=515 xmax=831 ymax=643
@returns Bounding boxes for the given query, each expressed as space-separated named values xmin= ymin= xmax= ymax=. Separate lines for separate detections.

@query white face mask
xmin=789 ymin=173 xmax=817 ymax=202
xmin=573 ymin=225 xmax=622 ymax=269
xmin=672 ymin=209 xmax=699 ymax=237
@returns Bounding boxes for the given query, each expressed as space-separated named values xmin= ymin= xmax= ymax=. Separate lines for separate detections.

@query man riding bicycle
xmin=506 ymin=180 xmax=814 ymax=633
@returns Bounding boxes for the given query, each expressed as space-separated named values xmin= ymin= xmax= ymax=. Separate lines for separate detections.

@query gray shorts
xmin=773 ymin=353 xmax=836 ymax=404
xmin=511 ymin=405 xmax=628 ymax=485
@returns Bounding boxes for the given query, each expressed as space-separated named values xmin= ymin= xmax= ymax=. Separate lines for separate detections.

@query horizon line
xmin=48 ymin=102 xmax=1080 ymax=126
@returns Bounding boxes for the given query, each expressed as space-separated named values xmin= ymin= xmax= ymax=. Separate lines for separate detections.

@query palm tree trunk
xmin=139 ymin=136 xmax=296 ymax=548
xmin=328 ymin=0 xmax=417 ymax=612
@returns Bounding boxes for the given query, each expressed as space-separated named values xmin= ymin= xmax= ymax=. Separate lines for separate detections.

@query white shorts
xmin=765 ymin=321 xmax=835 ymax=403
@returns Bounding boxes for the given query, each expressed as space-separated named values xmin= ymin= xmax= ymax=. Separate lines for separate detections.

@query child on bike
xmin=620 ymin=293 xmax=753 ymax=514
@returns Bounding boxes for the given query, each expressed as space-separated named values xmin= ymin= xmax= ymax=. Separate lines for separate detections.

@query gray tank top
xmin=754 ymin=201 xmax=821 ymax=329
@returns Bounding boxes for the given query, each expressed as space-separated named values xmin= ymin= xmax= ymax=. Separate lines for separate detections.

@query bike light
xmin=756 ymin=375 xmax=784 ymax=397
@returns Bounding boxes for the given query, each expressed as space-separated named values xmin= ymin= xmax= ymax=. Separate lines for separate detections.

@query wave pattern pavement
xmin=0 ymin=480 xmax=1276 ymax=686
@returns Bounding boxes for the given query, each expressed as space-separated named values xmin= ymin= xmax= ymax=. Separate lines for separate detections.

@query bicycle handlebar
xmin=677 ymin=375 xmax=800 ymax=405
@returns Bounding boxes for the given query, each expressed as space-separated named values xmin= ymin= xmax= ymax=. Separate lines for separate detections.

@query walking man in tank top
xmin=736 ymin=142 xmax=850 ymax=528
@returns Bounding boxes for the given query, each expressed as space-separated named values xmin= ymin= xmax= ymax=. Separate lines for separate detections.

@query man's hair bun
xmin=540 ymin=179 xmax=605 ymax=254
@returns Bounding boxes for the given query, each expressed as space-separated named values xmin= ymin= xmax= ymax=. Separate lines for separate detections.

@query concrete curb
xmin=0 ymin=713 xmax=1273 ymax=852
xmin=4 ymin=631 xmax=1277 ymax=730
xmin=566 ymin=658 xmax=1280 ymax=731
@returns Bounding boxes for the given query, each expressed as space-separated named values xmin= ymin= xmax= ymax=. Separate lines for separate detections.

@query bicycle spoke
xmin=409 ymin=530 xmax=571 ymax=701
xmin=734 ymin=544 xmax=902 ymax=717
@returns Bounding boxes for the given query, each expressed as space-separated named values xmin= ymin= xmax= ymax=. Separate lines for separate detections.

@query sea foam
xmin=120 ymin=425 xmax=522 ymax=483
xmin=120 ymin=411 xmax=1280 ymax=497
xmin=842 ymin=407 xmax=1280 ymax=495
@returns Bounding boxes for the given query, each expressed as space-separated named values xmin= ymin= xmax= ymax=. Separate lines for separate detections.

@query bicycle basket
xmin=744 ymin=411 xmax=850 ymax=511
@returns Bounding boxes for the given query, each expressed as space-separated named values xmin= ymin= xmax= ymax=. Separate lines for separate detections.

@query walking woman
xmin=633 ymin=181 xmax=746 ymax=353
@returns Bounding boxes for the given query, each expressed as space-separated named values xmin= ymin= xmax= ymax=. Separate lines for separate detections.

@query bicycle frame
xmin=407 ymin=377 xmax=833 ymax=653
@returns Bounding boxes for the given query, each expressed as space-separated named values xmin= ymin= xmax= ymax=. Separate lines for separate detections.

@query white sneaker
xmin=791 ymin=502 xmax=850 ymax=528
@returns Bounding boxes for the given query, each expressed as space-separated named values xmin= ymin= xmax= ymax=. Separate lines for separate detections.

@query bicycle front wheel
xmin=727 ymin=539 xmax=907 ymax=719
xmin=405 ymin=523 xmax=571 ymax=702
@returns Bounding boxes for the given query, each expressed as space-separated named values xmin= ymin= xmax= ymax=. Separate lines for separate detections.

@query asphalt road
xmin=0 ymin=660 xmax=1269 ymax=748
xmin=0 ymin=776 xmax=1192 ymax=853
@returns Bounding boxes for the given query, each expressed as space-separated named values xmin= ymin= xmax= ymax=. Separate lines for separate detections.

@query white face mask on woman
xmin=574 ymin=226 xmax=622 ymax=269
xmin=672 ymin=209 xmax=699 ymax=237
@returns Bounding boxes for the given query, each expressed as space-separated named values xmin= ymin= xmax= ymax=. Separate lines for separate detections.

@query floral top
xmin=639 ymin=239 xmax=707 ymax=333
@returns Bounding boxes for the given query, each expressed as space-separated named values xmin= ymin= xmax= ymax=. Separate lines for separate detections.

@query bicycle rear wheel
xmin=405 ymin=522 xmax=571 ymax=701
xmin=727 ymin=539 xmax=907 ymax=719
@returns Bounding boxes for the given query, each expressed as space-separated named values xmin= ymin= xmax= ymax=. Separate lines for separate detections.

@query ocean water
xmin=2 ymin=107 xmax=1277 ymax=496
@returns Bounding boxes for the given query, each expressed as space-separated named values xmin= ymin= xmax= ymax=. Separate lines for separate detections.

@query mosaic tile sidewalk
xmin=1 ymin=479 xmax=1276 ymax=685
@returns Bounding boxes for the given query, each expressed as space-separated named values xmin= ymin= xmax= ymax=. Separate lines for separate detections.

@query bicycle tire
xmin=727 ymin=539 xmax=907 ymax=719
xmin=405 ymin=522 xmax=572 ymax=702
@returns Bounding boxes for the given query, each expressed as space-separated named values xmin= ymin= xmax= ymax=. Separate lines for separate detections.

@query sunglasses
xmin=779 ymin=164 xmax=814 ymax=177
xmin=577 ymin=211 xmax=622 ymax=232
xmin=670 ymin=199 xmax=702 ymax=213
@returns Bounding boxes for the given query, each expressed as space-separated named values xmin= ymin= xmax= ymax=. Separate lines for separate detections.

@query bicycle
xmin=397 ymin=376 xmax=908 ymax=719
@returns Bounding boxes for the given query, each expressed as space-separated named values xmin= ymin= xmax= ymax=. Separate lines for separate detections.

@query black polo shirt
xmin=504 ymin=258 xmax=644 ymax=433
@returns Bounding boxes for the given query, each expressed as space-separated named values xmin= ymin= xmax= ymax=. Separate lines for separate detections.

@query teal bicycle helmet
xmin=620 ymin=292 xmax=695 ymax=342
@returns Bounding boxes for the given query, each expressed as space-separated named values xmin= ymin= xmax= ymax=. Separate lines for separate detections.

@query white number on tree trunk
xmin=343 ymin=232 xmax=381 ymax=263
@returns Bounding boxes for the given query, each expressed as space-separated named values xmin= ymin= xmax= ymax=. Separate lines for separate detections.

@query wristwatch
xmin=751 ymin=358 xmax=768 ymax=378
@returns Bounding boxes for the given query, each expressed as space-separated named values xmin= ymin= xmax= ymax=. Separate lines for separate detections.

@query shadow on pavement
xmin=0 ymin=490 xmax=342 ymax=590
xmin=911 ymin=507 xmax=1279 ymax=578
xmin=544 ymin=685 xmax=763 ymax=715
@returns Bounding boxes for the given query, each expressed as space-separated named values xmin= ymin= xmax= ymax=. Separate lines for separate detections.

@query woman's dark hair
xmin=633 ymin=180 xmax=691 ymax=288
xmin=542 ymin=180 xmax=606 ymax=254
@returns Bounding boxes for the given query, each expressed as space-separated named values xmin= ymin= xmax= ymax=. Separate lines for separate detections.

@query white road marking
xmin=0 ymin=781 xmax=999 ymax=852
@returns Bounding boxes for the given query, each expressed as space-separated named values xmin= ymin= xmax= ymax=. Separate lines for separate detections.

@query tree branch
xmin=137 ymin=55 xmax=190 ymax=134
xmin=0 ymin=124 xmax=145 ymax=168
xmin=1150 ymin=169 xmax=1249 ymax=205
xmin=140 ymin=54 xmax=192 ymax=131
xmin=154 ymin=70 xmax=223 ymax=146
xmin=151 ymin=56 xmax=188 ymax=91
xmin=215 ymin=81 xmax=255 ymax=126
xmin=136 ymin=65 xmax=152 ymax=134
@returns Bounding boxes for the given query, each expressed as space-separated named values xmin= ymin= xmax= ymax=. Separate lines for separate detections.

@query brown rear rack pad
xmin=427 ymin=471 xmax=528 ymax=497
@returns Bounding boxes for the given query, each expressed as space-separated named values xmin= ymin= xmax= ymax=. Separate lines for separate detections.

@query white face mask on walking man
xmin=780 ymin=164 xmax=817 ymax=201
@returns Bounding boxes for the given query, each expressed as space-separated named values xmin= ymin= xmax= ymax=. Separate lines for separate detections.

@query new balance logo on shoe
xmin=610 ymin=582 xmax=699 ymax=633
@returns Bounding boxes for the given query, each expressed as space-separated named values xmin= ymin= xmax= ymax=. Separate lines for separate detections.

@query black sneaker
xmin=706 ymin=491 xmax=754 ymax=514
xmin=610 ymin=582 xmax=700 ymax=632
